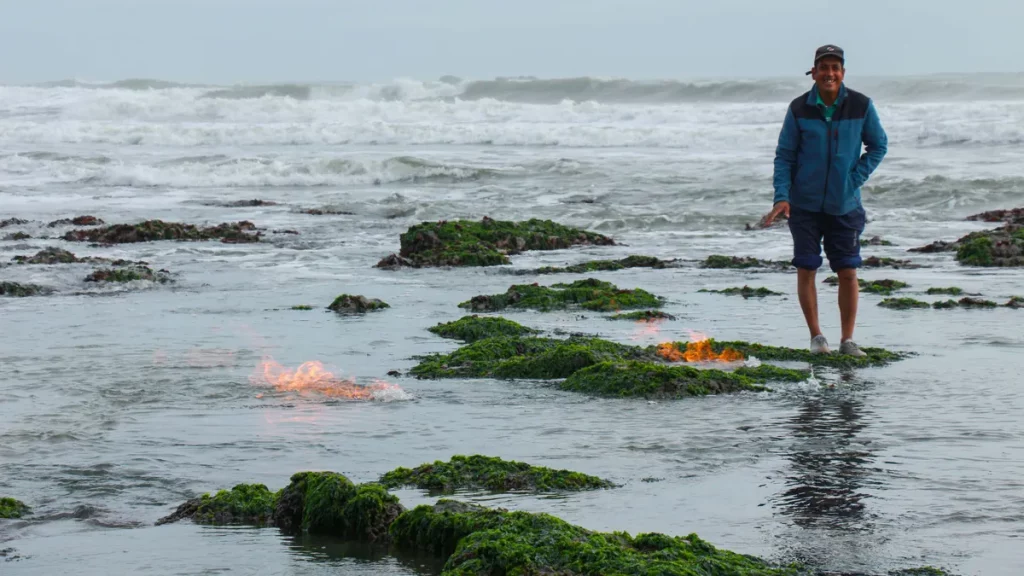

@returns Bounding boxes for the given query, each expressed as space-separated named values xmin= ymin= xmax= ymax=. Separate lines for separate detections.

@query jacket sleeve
xmin=772 ymin=107 xmax=799 ymax=205
xmin=850 ymin=100 xmax=887 ymax=189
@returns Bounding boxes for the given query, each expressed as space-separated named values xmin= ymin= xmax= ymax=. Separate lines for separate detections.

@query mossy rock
xmin=459 ymin=278 xmax=663 ymax=313
xmin=390 ymin=501 xmax=802 ymax=576
xmin=85 ymin=265 xmax=172 ymax=284
xmin=0 ymin=282 xmax=52 ymax=297
xmin=926 ymin=287 xmax=964 ymax=296
xmin=379 ymin=455 xmax=614 ymax=493
xmin=966 ymin=207 xmax=1024 ymax=225
xmin=428 ymin=316 xmax=539 ymax=343
xmin=531 ymin=255 xmax=678 ymax=274
xmin=879 ymin=298 xmax=930 ymax=310
xmin=63 ymin=219 xmax=259 ymax=244
xmin=888 ymin=568 xmax=957 ymax=576
xmin=375 ymin=217 xmax=614 ymax=268
xmin=863 ymin=235 xmax=894 ymax=246
xmin=410 ymin=335 xmax=656 ymax=380
xmin=700 ymin=255 xmax=788 ymax=270
xmin=0 ymin=218 xmax=29 ymax=228
xmin=291 ymin=305 xmax=314 ymax=310
xmin=608 ymin=310 xmax=677 ymax=321
xmin=862 ymin=256 xmax=920 ymax=269
xmin=932 ymin=300 xmax=959 ymax=309
xmin=823 ymin=277 xmax=908 ymax=295
xmin=957 ymin=297 xmax=998 ymax=308
xmin=0 ymin=498 xmax=29 ymax=519
xmin=1005 ymin=296 xmax=1024 ymax=309
xmin=328 ymin=294 xmax=390 ymax=313
xmin=12 ymin=247 xmax=80 ymax=264
xmin=4 ymin=232 xmax=31 ymax=241
xmin=696 ymin=339 xmax=905 ymax=368
xmin=699 ymin=285 xmax=783 ymax=298
xmin=47 ymin=215 xmax=104 ymax=227
xmin=559 ymin=361 xmax=809 ymax=398
xmin=913 ymin=223 xmax=1024 ymax=267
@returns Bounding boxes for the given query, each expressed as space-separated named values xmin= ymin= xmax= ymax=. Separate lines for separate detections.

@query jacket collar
xmin=806 ymin=83 xmax=847 ymax=107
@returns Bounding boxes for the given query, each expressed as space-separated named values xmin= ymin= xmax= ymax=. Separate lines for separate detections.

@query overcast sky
xmin=0 ymin=0 xmax=1019 ymax=84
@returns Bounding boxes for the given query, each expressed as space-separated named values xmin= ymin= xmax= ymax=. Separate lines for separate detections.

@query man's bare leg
xmin=837 ymin=268 xmax=859 ymax=342
xmin=797 ymin=268 xmax=822 ymax=337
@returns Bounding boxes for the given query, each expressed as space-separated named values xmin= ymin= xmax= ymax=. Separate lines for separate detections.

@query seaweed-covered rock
xmin=390 ymin=501 xmax=801 ymax=576
xmin=302 ymin=207 xmax=355 ymax=215
xmin=957 ymin=297 xmax=998 ymax=308
xmin=379 ymin=454 xmax=614 ymax=493
xmin=85 ymin=265 xmax=172 ymax=284
xmin=530 ymin=255 xmax=678 ymax=274
xmin=608 ymin=310 xmax=677 ymax=321
xmin=64 ymin=219 xmax=259 ymax=244
xmin=0 ymin=498 xmax=29 ymax=519
xmin=966 ymin=207 xmax=1024 ymax=224
xmin=699 ymin=286 xmax=783 ymax=298
xmin=0 ymin=282 xmax=52 ymax=297
xmin=291 ymin=305 xmax=314 ymax=311
xmin=218 ymin=199 xmax=278 ymax=207
xmin=823 ymin=277 xmax=908 ymax=295
xmin=328 ymin=294 xmax=390 ymax=313
xmin=274 ymin=472 xmax=403 ymax=542
xmin=47 ymin=215 xmax=104 ymax=227
xmin=375 ymin=217 xmax=615 ymax=268
xmin=879 ymin=298 xmax=931 ymax=310
xmin=912 ymin=223 xmax=1024 ymax=267
xmin=459 ymin=278 xmax=663 ymax=313
xmin=932 ymin=300 xmax=959 ymax=309
xmin=3 ymin=232 xmax=31 ymax=241
xmin=428 ymin=316 xmax=539 ymax=343
xmin=862 ymin=256 xmax=920 ymax=269
xmin=0 ymin=218 xmax=29 ymax=228
xmin=560 ymin=361 xmax=808 ymax=398
xmin=863 ymin=236 xmax=894 ymax=246
xmin=700 ymin=255 xmax=788 ymax=270
xmin=410 ymin=335 xmax=656 ymax=380
xmin=697 ymin=339 xmax=905 ymax=368
xmin=927 ymin=287 xmax=964 ymax=296
xmin=1005 ymin=296 xmax=1024 ymax=309
xmin=12 ymin=247 xmax=80 ymax=264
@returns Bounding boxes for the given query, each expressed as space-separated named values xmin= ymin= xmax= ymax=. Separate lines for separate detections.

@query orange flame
xmin=252 ymin=357 xmax=400 ymax=400
xmin=656 ymin=332 xmax=744 ymax=363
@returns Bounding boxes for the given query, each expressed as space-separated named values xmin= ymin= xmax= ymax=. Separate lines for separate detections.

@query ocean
xmin=1 ymin=74 xmax=1022 ymax=575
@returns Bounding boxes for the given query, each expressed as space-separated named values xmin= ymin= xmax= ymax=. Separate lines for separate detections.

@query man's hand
xmin=762 ymin=201 xmax=790 ymax=227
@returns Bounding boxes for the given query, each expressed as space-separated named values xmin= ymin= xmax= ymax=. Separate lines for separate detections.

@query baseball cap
xmin=805 ymin=44 xmax=844 ymax=75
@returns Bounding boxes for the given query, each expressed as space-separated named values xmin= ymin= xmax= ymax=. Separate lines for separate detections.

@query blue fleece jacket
xmin=773 ymin=84 xmax=887 ymax=215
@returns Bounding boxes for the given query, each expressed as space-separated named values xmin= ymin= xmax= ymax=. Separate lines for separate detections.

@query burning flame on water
xmin=656 ymin=331 xmax=744 ymax=363
xmin=251 ymin=357 xmax=402 ymax=400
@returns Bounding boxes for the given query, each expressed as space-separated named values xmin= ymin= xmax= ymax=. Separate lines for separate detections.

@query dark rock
xmin=0 ymin=282 xmax=52 ymax=297
xmin=0 ymin=218 xmax=29 ymax=228
xmin=374 ymin=253 xmax=417 ymax=270
xmin=12 ymin=247 xmax=80 ymax=264
xmin=966 ymin=207 xmax=1024 ymax=225
xmin=85 ymin=265 xmax=172 ymax=284
xmin=327 ymin=294 xmax=390 ymax=313
xmin=64 ymin=219 xmax=259 ymax=244
xmin=47 ymin=215 xmax=105 ymax=227
xmin=3 ymin=232 xmax=31 ymax=241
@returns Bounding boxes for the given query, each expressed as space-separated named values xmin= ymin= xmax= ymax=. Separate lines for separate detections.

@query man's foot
xmin=810 ymin=334 xmax=830 ymax=354
xmin=839 ymin=339 xmax=867 ymax=357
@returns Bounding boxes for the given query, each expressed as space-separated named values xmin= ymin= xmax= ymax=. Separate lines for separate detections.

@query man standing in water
xmin=763 ymin=45 xmax=888 ymax=356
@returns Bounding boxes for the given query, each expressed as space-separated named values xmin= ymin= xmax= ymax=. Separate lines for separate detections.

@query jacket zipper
xmin=821 ymin=113 xmax=831 ymax=212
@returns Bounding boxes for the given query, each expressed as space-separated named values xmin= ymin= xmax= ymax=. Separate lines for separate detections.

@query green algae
xmin=428 ymin=316 xmax=539 ymax=343
xmin=291 ymin=305 xmax=314 ymax=310
xmin=12 ymin=247 xmax=80 ymax=264
xmin=699 ymin=285 xmax=783 ymax=298
xmin=699 ymin=339 xmax=904 ymax=368
xmin=701 ymin=255 xmax=788 ymax=269
xmin=862 ymin=256 xmax=920 ymax=269
xmin=608 ymin=310 xmax=677 ymax=321
xmin=559 ymin=360 xmax=809 ymax=398
xmin=85 ymin=265 xmax=172 ymax=284
xmin=390 ymin=501 xmax=801 ymax=576
xmin=0 ymin=281 xmax=51 ymax=297
xmin=932 ymin=300 xmax=959 ymax=309
xmin=0 ymin=498 xmax=29 ymax=519
xmin=274 ymin=472 xmax=403 ymax=542
xmin=1006 ymin=296 xmax=1024 ymax=309
xmin=64 ymin=219 xmax=259 ymax=244
xmin=927 ymin=287 xmax=964 ymax=295
xmin=531 ymin=255 xmax=677 ymax=274
xmin=4 ymin=232 xmax=31 ymax=240
xmin=823 ymin=277 xmax=908 ymax=295
xmin=194 ymin=483 xmax=278 ymax=526
xmin=376 ymin=217 xmax=615 ymax=268
xmin=913 ymin=222 xmax=1024 ymax=266
xmin=958 ymin=297 xmax=998 ymax=308
xmin=459 ymin=278 xmax=664 ymax=313
xmin=889 ymin=568 xmax=955 ymax=576
xmin=328 ymin=294 xmax=390 ymax=313
xmin=409 ymin=335 xmax=655 ymax=380
xmin=879 ymin=298 xmax=931 ymax=310
xmin=378 ymin=454 xmax=614 ymax=494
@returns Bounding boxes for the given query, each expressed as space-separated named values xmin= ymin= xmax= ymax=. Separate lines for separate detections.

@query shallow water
xmin=2 ymin=78 xmax=1024 ymax=575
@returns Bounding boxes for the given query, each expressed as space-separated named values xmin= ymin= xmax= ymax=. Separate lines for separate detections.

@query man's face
xmin=812 ymin=57 xmax=845 ymax=95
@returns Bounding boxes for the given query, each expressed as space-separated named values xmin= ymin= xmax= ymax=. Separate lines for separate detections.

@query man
xmin=762 ymin=44 xmax=887 ymax=356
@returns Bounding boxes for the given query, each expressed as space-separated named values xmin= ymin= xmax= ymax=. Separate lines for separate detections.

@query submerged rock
xmin=428 ymin=315 xmax=539 ymax=343
xmin=957 ymin=297 xmax=999 ymax=308
xmin=291 ymin=305 xmax=314 ymax=311
xmin=699 ymin=285 xmax=783 ymax=298
xmin=218 ymin=199 xmax=278 ymax=207
xmin=863 ymin=235 xmax=894 ymax=246
xmin=375 ymin=216 xmax=614 ymax=268
xmin=12 ymin=247 xmax=79 ymax=264
xmin=301 ymin=207 xmax=355 ymax=215
xmin=0 ymin=282 xmax=52 ymax=297
xmin=328 ymin=294 xmax=390 ymax=313
xmin=459 ymin=278 xmax=663 ymax=313
xmin=390 ymin=500 xmax=802 ymax=576
xmin=529 ymin=255 xmax=679 ymax=274
xmin=0 ymin=218 xmax=29 ymax=228
xmin=879 ymin=298 xmax=931 ymax=310
xmin=823 ymin=277 xmax=908 ymax=295
xmin=64 ymin=219 xmax=260 ymax=244
xmin=157 ymin=472 xmax=403 ymax=544
xmin=926 ymin=287 xmax=964 ymax=296
xmin=608 ymin=310 xmax=677 ymax=321
xmin=85 ymin=265 xmax=172 ymax=284
xmin=0 ymin=498 xmax=29 ymax=519
xmin=47 ymin=215 xmax=104 ymax=227
xmin=560 ymin=361 xmax=808 ymax=398
xmin=378 ymin=454 xmax=614 ymax=493
xmin=695 ymin=339 xmax=905 ymax=368
xmin=912 ymin=222 xmax=1024 ymax=267
xmin=862 ymin=256 xmax=920 ymax=268
xmin=3 ymin=232 xmax=31 ymax=241
xmin=966 ymin=207 xmax=1024 ymax=225
xmin=700 ymin=255 xmax=789 ymax=270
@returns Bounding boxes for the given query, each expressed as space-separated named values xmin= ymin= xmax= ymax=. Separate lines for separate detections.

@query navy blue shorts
xmin=788 ymin=206 xmax=866 ymax=273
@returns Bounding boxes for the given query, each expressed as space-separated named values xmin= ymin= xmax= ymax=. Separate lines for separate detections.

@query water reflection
xmin=774 ymin=369 xmax=878 ymax=532
xmin=282 ymin=533 xmax=445 ymax=576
